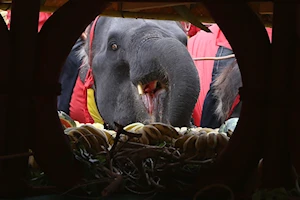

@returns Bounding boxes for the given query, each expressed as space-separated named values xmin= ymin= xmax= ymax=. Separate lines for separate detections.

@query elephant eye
xmin=111 ymin=43 xmax=118 ymax=51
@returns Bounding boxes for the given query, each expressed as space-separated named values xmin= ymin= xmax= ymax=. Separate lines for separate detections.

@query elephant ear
xmin=76 ymin=41 xmax=90 ymax=83
xmin=77 ymin=21 xmax=96 ymax=83
xmin=212 ymin=60 xmax=241 ymax=123
xmin=78 ymin=62 xmax=90 ymax=83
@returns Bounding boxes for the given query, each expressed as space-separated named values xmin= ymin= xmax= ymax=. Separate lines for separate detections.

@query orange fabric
xmin=69 ymin=68 xmax=95 ymax=124
xmin=188 ymin=24 xmax=273 ymax=126
xmin=6 ymin=11 xmax=52 ymax=32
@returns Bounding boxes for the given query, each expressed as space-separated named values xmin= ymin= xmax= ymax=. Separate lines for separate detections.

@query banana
xmin=83 ymin=124 xmax=115 ymax=145
xmin=64 ymin=127 xmax=76 ymax=135
xmin=182 ymin=134 xmax=198 ymax=153
xmin=187 ymin=129 xmax=199 ymax=136
xmin=102 ymin=129 xmax=116 ymax=145
xmin=137 ymin=131 xmax=150 ymax=145
xmin=195 ymin=133 xmax=207 ymax=152
xmin=200 ymin=127 xmax=215 ymax=133
xmin=65 ymin=130 xmax=79 ymax=149
xmin=80 ymin=124 xmax=101 ymax=135
xmin=77 ymin=127 xmax=105 ymax=152
xmin=161 ymin=135 xmax=173 ymax=143
xmin=74 ymin=120 xmax=81 ymax=127
xmin=92 ymin=129 xmax=111 ymax=148
xmin=205 ymin=131 xmax=218 ymax=158
xmin=142 ymin=124 xmax=162 ymax=143
xmin=67 ymin=129 xmax=92 ymax=149
xmin=178 ymin=127 xmax=188 ymax=135
xmin=80 ymin=125 xmax=109 ymax=148
xmin=216 ymin=132 xmax=229 ymax=154
xmin=123 ymin=122 xmax=144 ymax=132
xmin=174 ymin=133 xmax=193 ymax=149
xmin=206 ymin=131 xmax=218 ymax=149
xmin=131 ymin=124 xmax=145 ymax=132
xmin=124 ymin=128 xmax=144 ymax=143
xmin=129 ymin=137 xmax=140 ymax=143
xmin=150 ymin=122 xmax=180 ymax=139
xmin=195 ymin=134 xmax=207 ymax=158
xmin=92 ymin=122 xmax=105 ymax=130
xmin=193 ymin=127 xmax=203 ymax=132
xmin=198 ymin=130 xmax=208 ymax=135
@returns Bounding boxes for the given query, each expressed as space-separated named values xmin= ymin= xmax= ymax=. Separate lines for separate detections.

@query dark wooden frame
xmin=0 ymin=0 xmax=298 ymax=198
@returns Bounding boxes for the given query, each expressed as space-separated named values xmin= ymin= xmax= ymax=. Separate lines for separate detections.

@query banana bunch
xmin=29 ymin=124 xmax=116 ymax=169
xmin=65 ymin=124 xmax=116 ymax=153
xmin=121 ymin=122 xmax=180 ymax=145
xmin=75 ymin=121 xmax=105 ymax=130
xmin=174 ymin=127 xmax=230 ymax=159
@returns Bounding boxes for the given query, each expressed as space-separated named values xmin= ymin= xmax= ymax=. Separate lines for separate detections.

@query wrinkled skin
xmin=78 ymin=17 xmax=200 ymax=129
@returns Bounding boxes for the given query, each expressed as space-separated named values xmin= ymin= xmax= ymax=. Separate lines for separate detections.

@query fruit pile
xmin=58 ymin=111 xmax=230 ymax=160
xmin=28 ymin=111 xmax=232 ymax=197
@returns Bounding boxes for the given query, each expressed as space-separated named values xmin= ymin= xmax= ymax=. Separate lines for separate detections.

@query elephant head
xmin=78 ymin=17 xmax=200 ymax=129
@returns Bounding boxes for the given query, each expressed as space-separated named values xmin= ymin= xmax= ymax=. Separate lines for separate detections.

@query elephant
xmin=60 ymin=17 xmax=200 ymax=129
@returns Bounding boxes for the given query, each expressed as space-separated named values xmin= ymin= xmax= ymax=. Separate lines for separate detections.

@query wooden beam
xmin=0 ymin=2 xmax=274 ymax=27
xmin=119 ymin=2 xmax=191 ymax=11
xmin=0 ymin=0 xmax=40 ymax=197
xmin=259 ymin=2 xmax=273 ymax=14
xmin=249 ymin=2 xmax=273 ymax=14
xmin=100 ymin=10 xmax=214 ymax=23
xmin=192 ymin=2 xmax=272 ymax=196
xmin=31 ymin=0 xmax=110 ymax=191
xmin=260 ymin=0 xmax=296 ymax=189
xmin=279 ymin=0 xmax=300 ymax=182
xmin=0 ymin=2 xmax=275 ymax=15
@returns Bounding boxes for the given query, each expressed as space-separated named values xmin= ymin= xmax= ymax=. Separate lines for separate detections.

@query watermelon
xmin=58 ymin=111 xmax=77 ymax=129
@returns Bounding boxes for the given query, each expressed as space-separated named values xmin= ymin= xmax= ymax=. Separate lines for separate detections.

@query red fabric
xmin=227 ymin=94 xmax=240 ymax=120
xmin=188 ymin=25 xmax=201 ymax=37
xmin=188 ymin=24 xmax=273 ymax=126
xmin=69 ymin=17 xmax=99 ymax=124
xmin=88 ymin=16 xmax=100 ymax=64
xmin=69 ymin=68 xmax=95 ymax=123
xmin=6 ymin=10 xmax=52 ymax=32
xmin=180 ymin=22 xmax=201 ymax=37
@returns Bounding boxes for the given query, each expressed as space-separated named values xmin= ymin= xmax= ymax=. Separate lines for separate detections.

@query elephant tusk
xmin=137 ymin=83 xmax=144 ymax=95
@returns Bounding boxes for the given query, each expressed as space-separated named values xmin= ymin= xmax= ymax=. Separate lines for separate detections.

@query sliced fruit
xmin=58 ymin=111 xmax=76 ymax=129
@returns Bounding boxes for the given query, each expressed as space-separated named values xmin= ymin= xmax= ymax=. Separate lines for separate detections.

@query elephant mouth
xmin=137 ymin=80 xmax=167 ymax=115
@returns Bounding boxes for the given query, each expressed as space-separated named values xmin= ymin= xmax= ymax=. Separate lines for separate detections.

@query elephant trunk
xmin=130 ymin=37 xmax=200 ymax=127
xmin=154 ymin=38 xmax=200 ymax=126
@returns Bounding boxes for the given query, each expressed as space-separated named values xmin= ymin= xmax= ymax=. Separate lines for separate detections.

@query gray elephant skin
xmin=68 ymin=17 xmax=200 ymax=129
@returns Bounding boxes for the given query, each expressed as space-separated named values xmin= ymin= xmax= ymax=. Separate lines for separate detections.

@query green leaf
xmin=157 ymin=141 xmax=166 ymax=147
